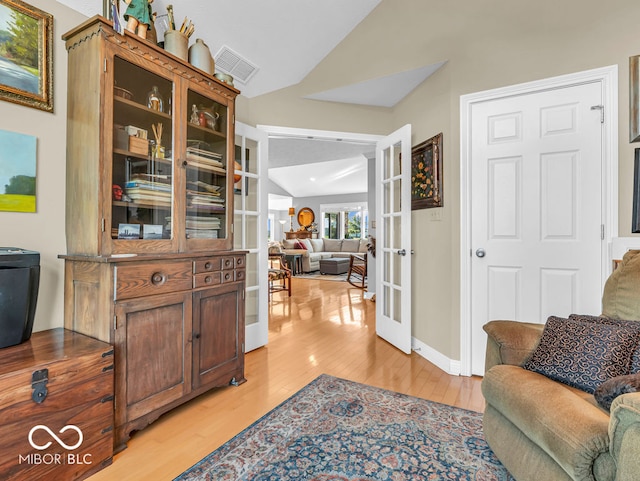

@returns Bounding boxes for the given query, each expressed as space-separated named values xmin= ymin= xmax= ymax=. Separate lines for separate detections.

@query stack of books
xmin=165 ymin=215 xmax=221 ymax=238
xmin=125 ymin=175 xmax=172 ymax=206
xmin=186 ymin=146 xmax=225 ymax=174
xmin=186 ymin=179 xmax=224 ymax=211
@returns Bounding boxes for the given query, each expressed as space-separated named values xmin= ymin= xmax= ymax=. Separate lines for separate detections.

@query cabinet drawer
xmin=194 ymin=258 xmax=222 ymax=273
xmin=194 ymin=271 xmax=221 ymax=288
xmin=115 ymin=261 xmax=192 ymax=300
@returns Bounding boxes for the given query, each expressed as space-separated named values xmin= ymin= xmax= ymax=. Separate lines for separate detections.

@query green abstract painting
xmin=0 ymin=129 xmax=36 ymax=212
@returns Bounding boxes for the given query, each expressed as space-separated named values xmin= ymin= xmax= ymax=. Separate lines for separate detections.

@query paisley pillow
xmin=523 ymin=316 xmax=640 ymax=393
xmin=569 ymin=314 xmax=640 ymax=373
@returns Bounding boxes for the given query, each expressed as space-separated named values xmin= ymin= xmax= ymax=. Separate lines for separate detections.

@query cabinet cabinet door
xmin=107 ymin=53 xmax=177 ymax=254
xmin=114 ymin=291 xmax=192 ymax=425
xmin=181 ymin=81 xmax=235 ymax=252
xmin=192 ymin=282 xmax=245 ymax=389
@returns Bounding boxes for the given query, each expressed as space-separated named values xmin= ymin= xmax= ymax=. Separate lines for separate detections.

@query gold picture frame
xmin=631 ymin=55 xmax=640 ymax=142
xmin=411 ymin=132 xmax=443 ymax=210
xmin=0 ymin=0 xmax=53 ymax=112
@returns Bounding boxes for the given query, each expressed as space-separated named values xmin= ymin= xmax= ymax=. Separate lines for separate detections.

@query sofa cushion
xmin=309 ymin=239 xmax=323 ymax=252
xmin=594 ymin=373 xmax=640 ymax=411
xmin=522 ymin=316 xmax=640 ymax=393
xmin=482 ymin=364 xmax=613 ymax=480
xmin=323 ymin=239 xmax=343 ymax=252
xmin=293 ymin=240 xmax=307 ymax=250
xmin=602 ymin=249 xmax=640 ymax=320
xmin=341 ymin=239 xmax=360 ymax=252
xmin=569 ymin=314 xmax=640 ymax=373
xmin=283 ymin=239 xmax=297 ymax=249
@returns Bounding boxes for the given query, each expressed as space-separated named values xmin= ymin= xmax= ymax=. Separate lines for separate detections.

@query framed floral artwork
xmin=0 ymin=0 xmax=53 ymax=112
xmin=411 ymin=132 xmax=443 ymax=210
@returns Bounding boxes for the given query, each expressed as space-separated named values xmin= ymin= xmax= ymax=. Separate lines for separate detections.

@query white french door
xmin=234 ymin=122 xmax=268 ymax=352
xmin=375 ymin=124 xmax=412 ymax=354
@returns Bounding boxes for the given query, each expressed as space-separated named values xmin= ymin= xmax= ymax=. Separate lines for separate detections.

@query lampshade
xmin=288 ymin=207 xmax=295 ymax=216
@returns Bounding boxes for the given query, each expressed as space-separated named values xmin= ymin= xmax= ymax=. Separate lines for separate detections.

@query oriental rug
xmin=174 ymin=374 xmax=514 ymax=481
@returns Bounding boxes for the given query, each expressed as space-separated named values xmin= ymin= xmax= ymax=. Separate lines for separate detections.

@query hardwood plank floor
xmin=88 ymin=278 xmax=484 ymax=480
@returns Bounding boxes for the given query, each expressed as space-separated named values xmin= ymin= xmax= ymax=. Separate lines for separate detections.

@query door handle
xmin=475 ymin=248 xmax=486 ymax=258
xmin=397 ymin=249 xmax=407 ymax=256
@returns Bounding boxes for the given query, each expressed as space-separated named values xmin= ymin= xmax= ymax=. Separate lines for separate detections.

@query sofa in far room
xmin=481 ymin=249 xmax=640 ymax=481
xmin=280 ymin=238 xmax=369 ymax=273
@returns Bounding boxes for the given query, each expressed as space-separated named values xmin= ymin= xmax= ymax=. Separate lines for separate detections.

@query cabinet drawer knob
xmin=224 ymin=260 xmax=232 ymax=267
xmin=224 ymin=273 xmax=231 ymax=281
xmin=151 ymin=272 xmax=166 ymax=285
xmin=204 ymin=261 xmax=212 ymax=270
xmin=204 ymin=275 xmax=212 ymax=283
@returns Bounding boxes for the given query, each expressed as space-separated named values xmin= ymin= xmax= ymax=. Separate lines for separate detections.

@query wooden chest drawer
xmin=0 ymin=329 xmax=114 ymax=481
xmin=115 ymin=260 xmax=192 ymax=300
xmin=194 ymin=256 xmax=241 ymax=273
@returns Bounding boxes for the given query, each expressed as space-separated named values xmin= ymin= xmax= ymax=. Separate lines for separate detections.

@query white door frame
xmin=459 ymin=65 xmax=618 ymax=376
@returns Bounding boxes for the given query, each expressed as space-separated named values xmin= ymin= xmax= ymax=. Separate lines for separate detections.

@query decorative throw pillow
xmin=602 ymin=250 xmax=640 ymax=320
xmin=522 ymin=316 xmax=640 ymax=393
xmin=293 ymin=241 xmax=307 ymax=250
xmin=569 ymin=314 xmax=640 ymax=373
xmin=594 ymin=373 xmax=640 ymax=411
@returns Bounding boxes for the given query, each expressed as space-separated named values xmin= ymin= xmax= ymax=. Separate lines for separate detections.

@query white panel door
xmin=470 ymin=82 xmax=603 ymax=374
xmin=376 ymin=124 xmax=412 ymax=354
xmin=234 ymin=122 xmax=268 ymax=352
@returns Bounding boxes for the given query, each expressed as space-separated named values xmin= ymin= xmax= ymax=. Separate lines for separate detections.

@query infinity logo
xmin=28 ymin=425 xmax=83 ymax=450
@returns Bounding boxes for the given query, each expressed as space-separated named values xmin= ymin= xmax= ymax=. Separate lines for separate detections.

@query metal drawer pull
xmin=151 ymin=272 xmax=166 ymax=285
xmin=204 ymin=261 xmax=212 ymax=269
xmin=205 ymin=276 xmax=212 ymax=283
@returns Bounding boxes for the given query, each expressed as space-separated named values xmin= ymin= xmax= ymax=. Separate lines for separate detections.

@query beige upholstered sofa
xmin=281 ymin=238 xmax=369 ymax=273
xmin=482 ymin=249 xmax=640 ymax=481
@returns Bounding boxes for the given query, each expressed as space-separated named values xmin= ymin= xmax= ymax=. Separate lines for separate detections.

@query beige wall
xmin=0 ymin=2 xmax=86 ymax=332
xmin=5 ymin=1 xmax=639 ymax=360
xmin=240 ymin=0 xmax=640 ymax=361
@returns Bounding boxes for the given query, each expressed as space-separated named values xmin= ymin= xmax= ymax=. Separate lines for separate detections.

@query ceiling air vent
xmin=214 ymin=45 xmax=259 ymax=85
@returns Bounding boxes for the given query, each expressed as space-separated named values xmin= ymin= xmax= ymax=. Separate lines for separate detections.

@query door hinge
xmin=591 ymin=105 xmax=604 ymax=123
xmin=104 ymin=58 xmax=107 ymax=73
xmin=113 ymin=315 xmax=117 ymax=330
xmin=601 ymin=224 xmax=605 ymax=240
xmin=101 ymin=218 xmax=106 ymax=232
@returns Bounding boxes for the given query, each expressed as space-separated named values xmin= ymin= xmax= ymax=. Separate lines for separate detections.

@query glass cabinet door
xmin=183 ymin=87 xmax=230 ymax=247
xmin=111 ymin=56 xmax=174 ymax=249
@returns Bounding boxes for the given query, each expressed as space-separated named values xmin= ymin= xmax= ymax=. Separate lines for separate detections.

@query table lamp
xmin=288 ymin=207 xmax=295 ymax=232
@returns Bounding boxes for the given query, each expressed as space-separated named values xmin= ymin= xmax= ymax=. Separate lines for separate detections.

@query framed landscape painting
xmin=0 ymin=0 xmax=53 ymax=112
xmin=411 ymin=132 xmax=443 ymax=210
xmin=0 ymin=128 xmax=37 ymax=212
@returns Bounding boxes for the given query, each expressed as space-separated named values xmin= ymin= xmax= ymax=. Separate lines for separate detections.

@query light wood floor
xmin=88 ymin=278 xmax=484 ymax=480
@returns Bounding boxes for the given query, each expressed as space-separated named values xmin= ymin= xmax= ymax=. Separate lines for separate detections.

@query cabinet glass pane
xmin=112 ymin=57 xmax=173 ymax=241
xmin=185 ymin=89 xmax=228 ymax=241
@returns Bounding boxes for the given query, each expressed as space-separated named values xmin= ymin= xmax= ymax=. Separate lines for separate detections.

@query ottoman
xmin=319 ymin=258 xmax=350 ymax=275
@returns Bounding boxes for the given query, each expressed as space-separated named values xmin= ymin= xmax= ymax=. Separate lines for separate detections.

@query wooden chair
xmin=268 ymin=253 xmax=292 ymax=299
xmin=347 ymin=254 xmax=367 ymax=288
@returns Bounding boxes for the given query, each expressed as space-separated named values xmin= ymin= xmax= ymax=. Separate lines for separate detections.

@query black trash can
xmin=0 ymin=248 xmax=40 ymax=348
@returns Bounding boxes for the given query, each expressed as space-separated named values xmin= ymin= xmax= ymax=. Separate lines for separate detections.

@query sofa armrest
xmin=609 ymin=392 xmax=640 ymax=481
xmin=483 ymin=320 xmax=544 ymax=371
xmin=281 ymin=248 xmax=309 ymax=258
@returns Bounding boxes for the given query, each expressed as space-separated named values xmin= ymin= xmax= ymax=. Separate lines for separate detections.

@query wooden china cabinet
xmin=60 ymin=17 xmax=246 ymax=452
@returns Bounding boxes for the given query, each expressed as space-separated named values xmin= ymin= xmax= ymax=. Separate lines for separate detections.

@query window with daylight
xmin=321 ymin=203 xmax=368 ymax=240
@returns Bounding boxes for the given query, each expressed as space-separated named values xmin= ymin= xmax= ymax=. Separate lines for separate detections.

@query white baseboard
xmin=412 ymin=337 xmax=461 ymax=376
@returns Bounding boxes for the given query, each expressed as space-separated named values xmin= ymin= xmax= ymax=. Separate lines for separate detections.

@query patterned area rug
xmin=174 ymin=375 xmax=514 ymax=481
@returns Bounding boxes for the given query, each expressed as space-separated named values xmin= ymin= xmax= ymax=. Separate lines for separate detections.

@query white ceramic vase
xmin=188 ymin=39 xmax=214 ymax=74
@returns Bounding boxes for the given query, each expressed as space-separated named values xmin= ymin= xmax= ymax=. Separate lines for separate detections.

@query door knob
xmin=475 ymin=248 xmax=486 ymax=258
xmin=397 ymin=249 xmax=407 ymax=256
